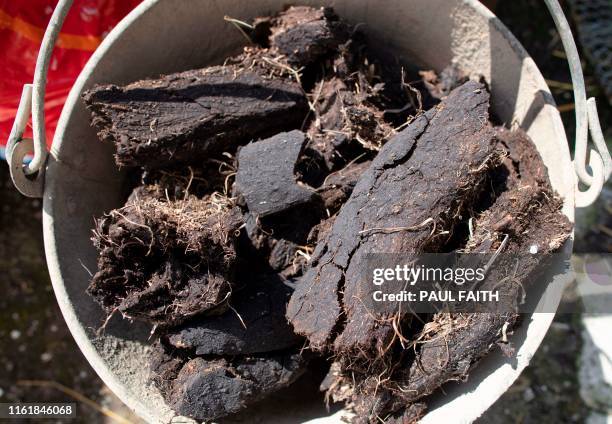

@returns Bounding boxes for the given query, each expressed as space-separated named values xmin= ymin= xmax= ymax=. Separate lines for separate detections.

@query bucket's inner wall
xmin=44 ymin=0 xmax=574 ymax=422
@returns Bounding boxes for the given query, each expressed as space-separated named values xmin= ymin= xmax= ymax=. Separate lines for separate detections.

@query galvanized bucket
xmin=6 ymin=0 xmax=611 ymax=422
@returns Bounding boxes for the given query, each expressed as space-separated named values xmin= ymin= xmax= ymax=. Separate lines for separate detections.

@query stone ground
xmin=478 ymin=286 xmax=590 ymax=424
xmin=0 ymin=1 xmax=610 ymax=423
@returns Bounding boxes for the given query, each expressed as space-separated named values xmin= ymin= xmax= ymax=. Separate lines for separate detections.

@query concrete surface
xmin=581 ymin=314 xmax=612 ymax=418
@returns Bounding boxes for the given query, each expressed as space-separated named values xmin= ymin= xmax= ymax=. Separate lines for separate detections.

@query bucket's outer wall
xmin=43 ymin=0 xmax=575 ymax=423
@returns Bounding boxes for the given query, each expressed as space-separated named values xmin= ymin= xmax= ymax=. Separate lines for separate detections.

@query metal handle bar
xmin=6 ymin=0 xmax=73 ymax=197
xmin=543 ymin=0 xmax=611 ymax=207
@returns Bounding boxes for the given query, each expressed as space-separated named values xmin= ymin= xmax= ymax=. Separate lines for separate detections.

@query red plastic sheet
xmin=0 ymin=0 xmax=141 ymax=155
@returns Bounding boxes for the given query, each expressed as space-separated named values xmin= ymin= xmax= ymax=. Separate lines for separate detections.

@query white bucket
xmin=6 ymin=0 xmax=610 ymax=422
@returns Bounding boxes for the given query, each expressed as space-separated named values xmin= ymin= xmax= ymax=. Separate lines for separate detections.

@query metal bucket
xmin=6 ymin=0 xmax=610 ymax=422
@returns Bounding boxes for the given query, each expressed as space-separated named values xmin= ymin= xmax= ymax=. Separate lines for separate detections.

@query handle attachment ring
xmin=7 ymin=0 xmax=74 ymax=198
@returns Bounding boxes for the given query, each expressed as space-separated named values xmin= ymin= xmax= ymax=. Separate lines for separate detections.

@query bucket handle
xmin=6 ymin=0 xmax=73 ymax=198
xmin=5 ymin=0 xmax=611 ymax=205
xmin=543 ymin=0 xmax=611 ymax=207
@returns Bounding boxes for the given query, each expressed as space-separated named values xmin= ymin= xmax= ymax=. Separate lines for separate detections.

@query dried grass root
xmin=88 ymin=185 xmax=243 ymax=327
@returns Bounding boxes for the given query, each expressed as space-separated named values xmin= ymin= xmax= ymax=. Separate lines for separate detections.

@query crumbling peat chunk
xmin=151 ymin=344 xmax=306 ymax=422
xmin=419 ymin=65 xmax=469 ymax=101
xmin=322 ymin=121 xmax=573 ymax=423
xmin=381 ymin=183 xmax=572 ymax=416
xmin=306 ymin=73 xmax=394 ymax=171
xmin=254 ymin=6 xmax=351 ymax=67
xmin=242 ymin=204 xmax=326 ymax=279
xmin=235 ymin=130 xmax=316 ymax=217
xmin=287 ymin=80 xmax=501 ymax=355
xmin=82 ymin=58 xmax=308 ymax=169
xmin=166 ymin=274 xmax=301 ymax=355
xmin=88 ymin=186 xmax=243 ymax=327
